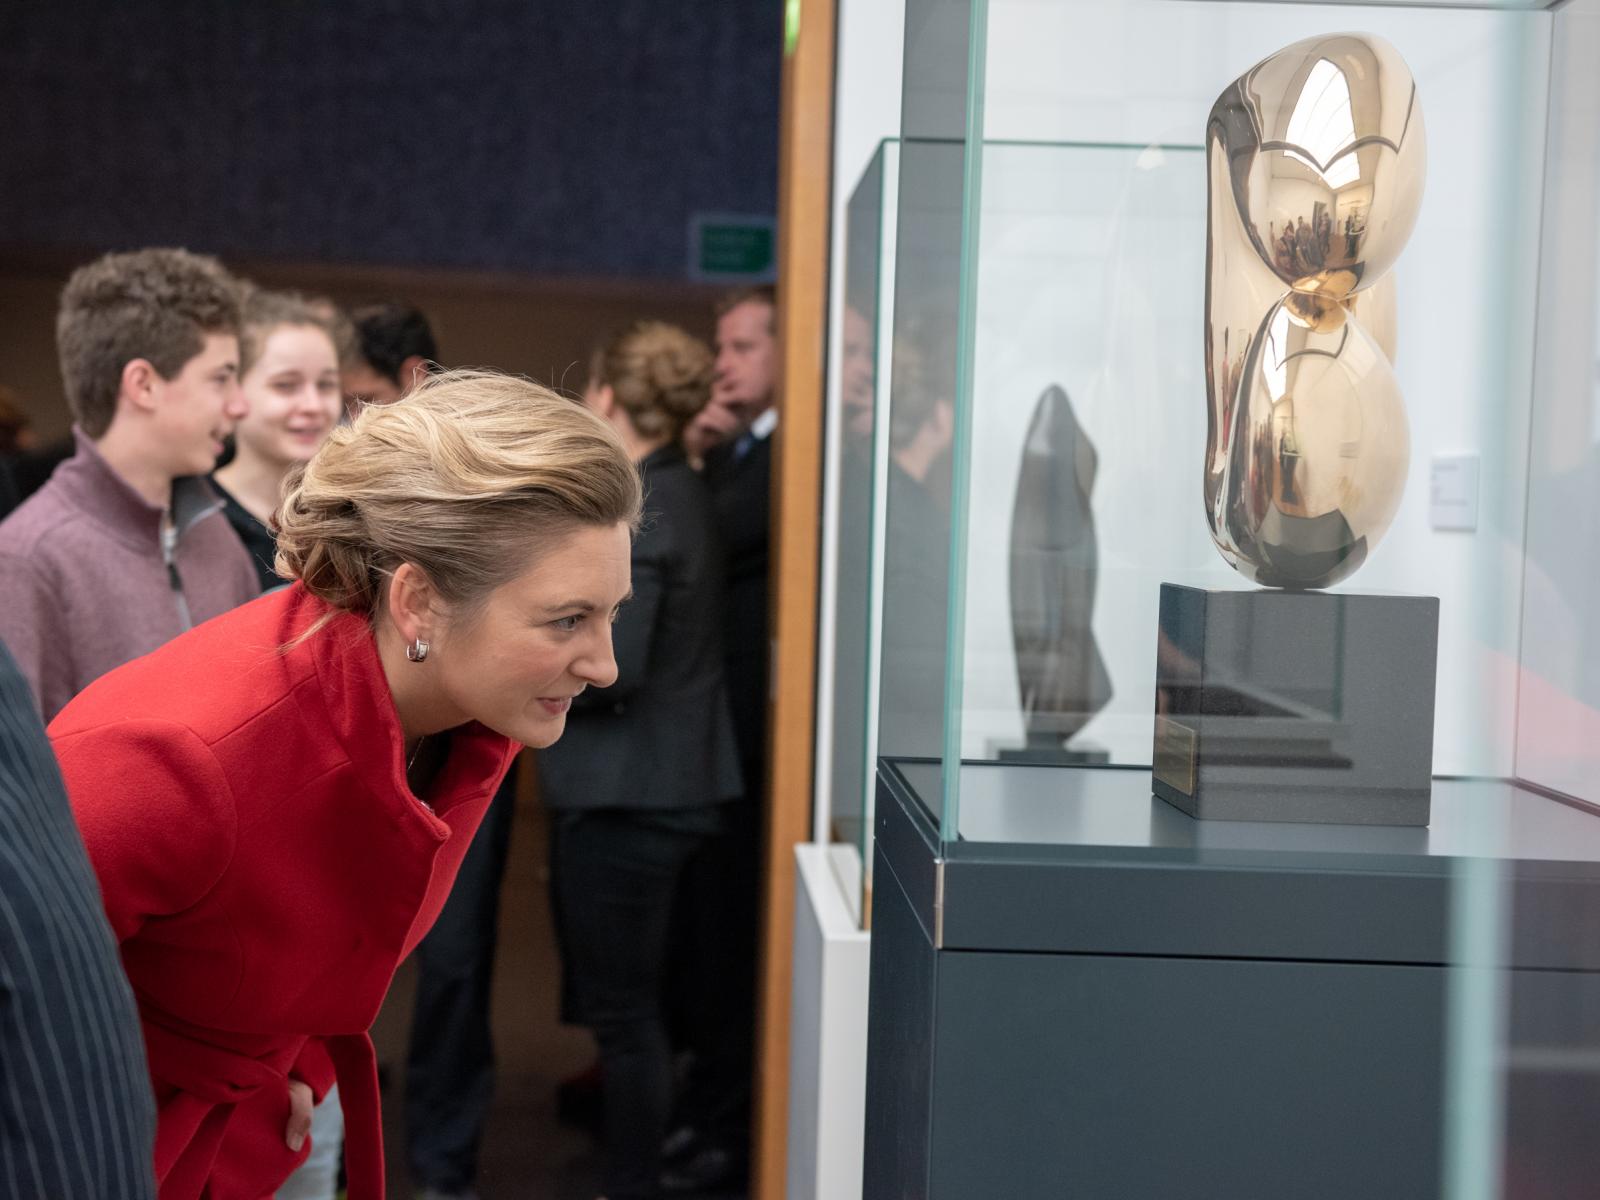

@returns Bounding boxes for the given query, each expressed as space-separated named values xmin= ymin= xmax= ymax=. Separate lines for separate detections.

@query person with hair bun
xmin=47 ymin=369 xmax=642 ymax=1200
xmin=538 ymin=321 xmax=741 ymax=1200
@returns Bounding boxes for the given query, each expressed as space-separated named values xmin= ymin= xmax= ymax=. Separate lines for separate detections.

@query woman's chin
xmin=517 ymin=714 xmax=567 ymax=750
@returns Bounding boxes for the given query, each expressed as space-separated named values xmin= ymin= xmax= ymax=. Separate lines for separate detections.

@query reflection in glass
xmin=876 ymin=139 xmax=964 ymax=777
xmin=829 ymin=147 xmax=891 ymax=873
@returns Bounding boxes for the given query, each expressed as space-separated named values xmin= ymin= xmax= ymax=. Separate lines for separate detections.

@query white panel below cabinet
xmin=788 ymin=844 xmax=871 ymax=1200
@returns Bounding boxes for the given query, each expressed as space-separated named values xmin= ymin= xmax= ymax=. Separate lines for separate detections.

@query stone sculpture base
xmin=1151 ymin=583 xmax=1438 ymax=825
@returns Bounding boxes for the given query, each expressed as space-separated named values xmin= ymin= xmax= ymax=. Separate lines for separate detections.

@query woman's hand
xmin=285 ymin=1079 xmax=314 ymax=1152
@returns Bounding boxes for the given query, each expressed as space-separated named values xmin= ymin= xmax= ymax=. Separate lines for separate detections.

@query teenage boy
xmin=0 ymin=248 xmax=258 ymax=720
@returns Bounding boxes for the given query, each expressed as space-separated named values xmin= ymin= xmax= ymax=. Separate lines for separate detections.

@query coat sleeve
xmin=50 ymin=720 xmax=238 ymax=943
xmin=289 ymin=1037 xmax=337 ymax=1103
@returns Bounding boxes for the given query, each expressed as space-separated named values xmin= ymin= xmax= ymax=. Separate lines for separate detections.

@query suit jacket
xmin=540 ymin=445 xmax=741 ymax=813
xmin=701 ymin=431 xmax=772 ymax=796
xmin=50 ymin=585 xmax=517 ymax=1200
xmin=0 ymin=640 xmax=156 ymax=1198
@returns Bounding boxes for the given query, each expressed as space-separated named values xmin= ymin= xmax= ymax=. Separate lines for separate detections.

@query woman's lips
xmin=538 ymin=697 xmax=572 ymax=716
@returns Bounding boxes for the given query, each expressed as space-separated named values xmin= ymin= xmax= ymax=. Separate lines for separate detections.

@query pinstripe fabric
xmin=0 ymin=640 xmax=155 ymax=1198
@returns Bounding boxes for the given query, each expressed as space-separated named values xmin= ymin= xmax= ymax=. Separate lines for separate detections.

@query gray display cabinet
xmin=864 ymin=759 xmax=1600 ymax=1199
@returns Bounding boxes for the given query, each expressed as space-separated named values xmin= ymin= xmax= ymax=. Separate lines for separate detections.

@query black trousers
xmin=549 ymin=808 xmax=712 ymax=1200
xmin=671 ymin=794 xmax=761 ymax=1155
xmin=404 ymin=769 xmax=517 ymax=1191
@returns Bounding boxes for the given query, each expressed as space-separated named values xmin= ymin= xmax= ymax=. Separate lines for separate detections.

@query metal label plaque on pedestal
xmin=1151 ymin=583 xmax=1439 ymax=825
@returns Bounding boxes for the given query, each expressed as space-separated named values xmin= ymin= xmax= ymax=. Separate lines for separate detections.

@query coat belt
xmin=142 ymin=1016 xmax=385 ymax=1198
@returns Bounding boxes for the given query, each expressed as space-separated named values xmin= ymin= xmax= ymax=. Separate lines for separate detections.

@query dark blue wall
xmin=0 ymin=1 xmax=782 ymax=279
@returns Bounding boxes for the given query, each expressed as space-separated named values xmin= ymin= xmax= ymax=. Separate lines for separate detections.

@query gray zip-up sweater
xmin=0 ymin=428 xmax=257 ymax=720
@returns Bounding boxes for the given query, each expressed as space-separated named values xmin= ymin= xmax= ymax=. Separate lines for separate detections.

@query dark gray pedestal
xmin=865 ymin=760 xmax=1600 ymax=1200
xmin=1153 ymin=583 xmax=1439 ymax=824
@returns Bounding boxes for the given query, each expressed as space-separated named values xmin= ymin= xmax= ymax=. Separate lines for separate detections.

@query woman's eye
xmin=552 ymin=615 xmax=583 ymax=633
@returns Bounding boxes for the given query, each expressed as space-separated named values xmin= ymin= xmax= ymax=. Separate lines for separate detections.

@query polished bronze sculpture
xmin=1204 ymin=34 xmax=1425 ymax=588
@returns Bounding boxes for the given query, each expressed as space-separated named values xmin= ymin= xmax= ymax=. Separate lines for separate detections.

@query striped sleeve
xmin=0 ymin=641 xmax=156 ymax=1198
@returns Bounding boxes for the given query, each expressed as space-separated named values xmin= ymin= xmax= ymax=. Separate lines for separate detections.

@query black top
xmin=0 ymin=454 xmax=18 ymax=521
xmin=211 ymin=479 xmax=280 ymax=593
xmin=701 ymin=432 xmax=772 ymax=797
xmin=539 ymin=444 xmax=742 ymax=813
xmin=0 ymin=641 xmax=157 ymax=1198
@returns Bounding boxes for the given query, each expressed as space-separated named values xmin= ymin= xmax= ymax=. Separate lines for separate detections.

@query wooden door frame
xmin=754 ymin=0 xmax=838 ymax=1195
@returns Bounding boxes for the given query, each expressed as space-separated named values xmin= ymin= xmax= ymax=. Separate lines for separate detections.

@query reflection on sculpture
xmin=1010 ymin=384 xmax=1111 ymax=747
xmin=1204 ymin=34 xmax=1425 ymax=589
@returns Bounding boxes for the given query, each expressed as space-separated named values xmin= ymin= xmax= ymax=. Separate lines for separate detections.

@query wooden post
xmin=754 ymin=0 xmax=837 ymax=1196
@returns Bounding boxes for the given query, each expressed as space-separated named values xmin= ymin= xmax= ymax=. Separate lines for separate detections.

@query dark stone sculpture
xmin=1009 ymin=383 xmax=1112 ymax=751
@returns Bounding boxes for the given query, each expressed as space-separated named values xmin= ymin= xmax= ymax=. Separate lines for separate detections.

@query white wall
xmin=952 ymin=0 xmax=1551 ymax=775
xmin=787 ymin=845 xmax=872 ymax=1200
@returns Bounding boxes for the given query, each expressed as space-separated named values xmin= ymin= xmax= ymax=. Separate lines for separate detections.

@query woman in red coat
xmin=49 ymin=369 xmax=642 ymax=1200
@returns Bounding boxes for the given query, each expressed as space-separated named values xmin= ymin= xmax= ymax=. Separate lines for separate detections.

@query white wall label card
xmin=1430 ymin=454 xmax=1480 ymax=531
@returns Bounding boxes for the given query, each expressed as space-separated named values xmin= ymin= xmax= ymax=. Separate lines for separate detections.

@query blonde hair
xmin=275 ymin=368 xmax=642 ymax=619
xmin=591 ymin=321 xmax=714 ymax=442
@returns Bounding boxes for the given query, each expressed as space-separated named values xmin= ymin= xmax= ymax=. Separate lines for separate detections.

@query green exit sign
xmin=689 ymin=213 xmax=777 ymax=282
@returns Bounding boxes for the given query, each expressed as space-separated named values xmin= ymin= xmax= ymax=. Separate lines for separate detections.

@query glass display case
xmin=881 ymin=0 xmax=1576 ymax=833
xmin=824 ymin=137 xmax=899 ymax=924
xmin=857 ymin=0 xmax=1600 ymax=1195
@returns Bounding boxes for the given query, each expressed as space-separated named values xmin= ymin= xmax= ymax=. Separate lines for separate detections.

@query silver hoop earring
xmin=405 ymin=638 xmax=430 ymax=663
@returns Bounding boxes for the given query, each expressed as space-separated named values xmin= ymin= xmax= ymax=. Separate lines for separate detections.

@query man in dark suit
xmin=665 ymin=286 xmax=779 ymax=1194
xmin=689 ymin=285 xmax=779 ymax=799
xmin=0 ymin=639 xmax=156 ymax=1198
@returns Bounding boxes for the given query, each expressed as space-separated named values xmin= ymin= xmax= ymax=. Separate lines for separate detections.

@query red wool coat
xmin=50 ymin=584 xmax=517 ymax=1200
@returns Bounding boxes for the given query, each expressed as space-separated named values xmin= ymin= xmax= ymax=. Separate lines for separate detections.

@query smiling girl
xmin=212 ymin=290 xmax=345 ymax=592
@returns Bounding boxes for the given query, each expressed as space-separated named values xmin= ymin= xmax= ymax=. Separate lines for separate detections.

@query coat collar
xmin=293 ymin=587 xmax=514 ymax=834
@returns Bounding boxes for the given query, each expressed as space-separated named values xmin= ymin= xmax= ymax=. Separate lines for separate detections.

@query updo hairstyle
xmin=275 ymin=368 xmax=642 ymax=620
xmin=237 ymin=287 xmax=340 ymax=376
xmin=590 ymin=320 xmax=714 ymax=442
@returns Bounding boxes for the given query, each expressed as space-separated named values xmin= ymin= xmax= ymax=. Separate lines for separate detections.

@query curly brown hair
xmin=56 ymin=248 xmax=242 ymax=438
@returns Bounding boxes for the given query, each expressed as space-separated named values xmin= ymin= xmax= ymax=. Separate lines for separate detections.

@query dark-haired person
xmin=0 ymin=248 xmax=258 ymax=720
xmin=541 ymin=322 xmax=741 ymax=1200
xmin=0 ymin=384 xmax=29 ymax=519
xmin=49 ymin=370 xmax=641 ymax=1199
xmin=340 ymin=300 xmax=439 ymax=412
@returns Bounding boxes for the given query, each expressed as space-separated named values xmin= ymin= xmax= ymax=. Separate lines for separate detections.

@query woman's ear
xmin=386 ymin=562 xmax=439 ymax=646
